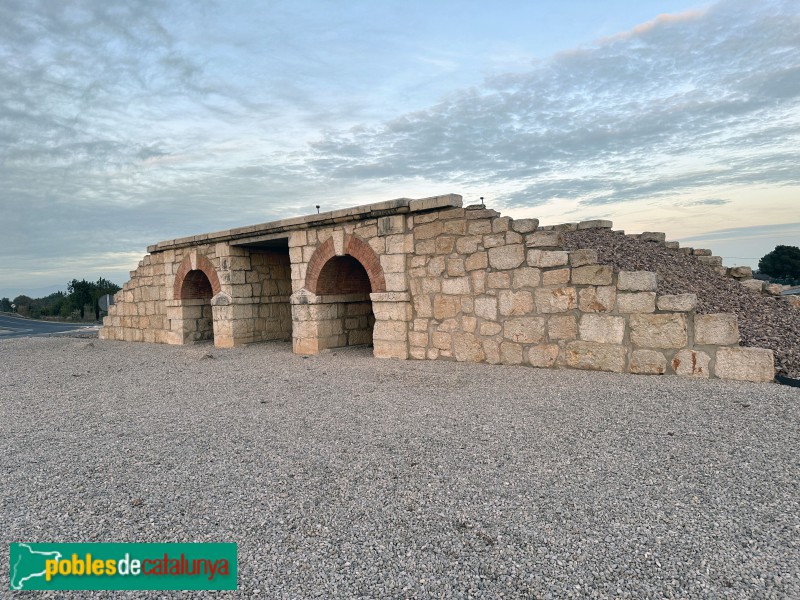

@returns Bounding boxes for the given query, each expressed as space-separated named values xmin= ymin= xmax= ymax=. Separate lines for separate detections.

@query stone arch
xmin=173 ymin=254 xmax=222 ymax=300
xmin=305 ymin=235 xmax=386 ymax=294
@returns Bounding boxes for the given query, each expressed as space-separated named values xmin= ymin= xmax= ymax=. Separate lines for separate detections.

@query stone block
xmin=468 ymin=220 xmax=492 ymax=235
xmin=639 ymin=231 xmax=666 ymax=242
xmin=474 ymin=296 xmax=498 ymax=321
xmin=571 ymin=265 xmax=613 ymax=286
xmin=664 ymin=241 xmax=680 ymax=250
xmin=630 ymin=350 xmax=667 ymax=374
xmin=370 ymin=302 xmax=412 ymax=322
xmin=482 ymin=339 xmax=501 ymax=364
xmin=629 ymin=314 xmax=687 ymax=348
xmin=499 ymin=290 xmax=534 ymax=316
xmin=373 ymin=340 xmax=409 ymax=359
xmin=534 ymin=286 xmax=577 ymax=313
xmin=413 ymin=295 xmax=433 ymax=318
xmin=414 ymin=221 xmax=443 ymax=240
xmin=511 ymin=218 xmax=539 ymax=233
xmin=500 ymin=341 xmax=524 ymax=364
xmin=617 ymin=292 xmax=656 ymax=313
xmin=579 ymin=314 xmax=625 ymax=344
xmin=465 ymin=252 xmax=488 ymax=271
xmin=552 ymin=223 xmax=578 ymax=232
xmin=433 ymin=294 xmax=460 ymax=320
xmin=409 ymin=346 xmax=426 ymax=360
xmin=452 ymin=332 xmax=485 ymax=362
xmin=577 ymin=219 xmax=613 ymax=229
xmin=462 ymin=315 xmax=477 ymax=333
xmin=547 ymin=315 xmax=577 ymax=340
xmin=435 ymin=236 xmax=455 ymax=254
xmin=471 ymin=271 xmax=486 ymax=294
xmin=565 ymin=341 xmax=627 ymax=373
xmin=526 ymin=231 xmax=564 ymax=248
xmin=480 ymin=321 xmax=502 ymax=336
xmin=692 ymin=248 xmax=712 ymax=256
xmin=483 ymin=233 xmax=506 ymax=248
xmin=727 ymin=266 xmax=753 ymax=279
xmin=527 ymin=344 xmax=560 ymax=368
xmin=380 ymin=254 xmax=405 ymax=273
xmin=617 ymin=271 xmax=657 ymax=292
xmin=442 ymin=277 xmax=471 ymax=295
xmin=694 ymin=313 xmax=739 ymax=345
xmin=578 ymin=286 xmax=616 ymax=313
xmin=671 ymin=349 xmax=710 ymax=378
xmin=542 ymin=268 xmax=570 ymax=286
xmin=503 ymin=317 xmax=546 ymax=343
xmin=527 ymin=250 xmax=569 ymax=268
xmin=487 ymin=272 xmax=511 ymax=289
xmin=697 ymin=255 xmax=723 ymax=267
xmin=488 ymin=244 xmax=526 ymax=270
xmin=492 ymin=216 xmax=512 ymax=232
xmin=764 ymin=283 xmax=783 ymax=296
xmin=432 ymin=331 xmax=451 ymax=350
xmin=446 ymin=257 xmax=466 ymax=277
xmin=740 ymin=279 xmax=764 ymax=293
xmin=512 ymin=267 xmax=541 ymax=288
xmin=455 ymin=236 xmax=481 ymax=254
xmin=656 ymin=294 xmax=697 ymax=312
xmin=714 ymin=347 xmax=774 ymax=382
xmin=443 ymin=219 xmax=467 ymax=235
xmin=568 ymin=249 xmax=598 ymax=267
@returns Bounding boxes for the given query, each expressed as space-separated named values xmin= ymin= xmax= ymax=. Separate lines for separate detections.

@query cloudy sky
xmin=1 ymin=0 xmax=799 ymax=298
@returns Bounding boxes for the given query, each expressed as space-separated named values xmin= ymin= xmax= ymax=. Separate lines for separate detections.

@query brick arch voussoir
xmin=304 ymin=234 xmax=386 ymax=294
xmin=173 ymin=254 xmax=222 ymax=300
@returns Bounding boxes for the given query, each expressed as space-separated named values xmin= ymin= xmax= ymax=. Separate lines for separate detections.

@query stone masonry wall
xmin=403 ymin=205 xmax=775 ymax=382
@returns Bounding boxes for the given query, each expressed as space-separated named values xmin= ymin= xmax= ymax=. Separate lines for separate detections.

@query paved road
xmin=0 ymin=313 xmax=98 ymax=339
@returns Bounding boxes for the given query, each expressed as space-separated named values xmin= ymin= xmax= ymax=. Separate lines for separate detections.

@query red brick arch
xmin=305 ymin=235 xmax=386 ymax=294
xmin=173 ymin=254 xmax=222 ymax=300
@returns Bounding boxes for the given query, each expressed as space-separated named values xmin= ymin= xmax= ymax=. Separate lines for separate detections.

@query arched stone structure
xmin=305 ymin=235 xmax=386 ymax=294
xmin=170 ymin=253 xmax=222 ymax=345
xmin=173 ymin=254 xmax=222 ymax=300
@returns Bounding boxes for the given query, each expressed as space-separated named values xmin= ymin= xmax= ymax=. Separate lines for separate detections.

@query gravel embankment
xmin=564 ymin=229 xmax=800 ymax=378
xmin=2 ymin=337 xmax=799 ymax=599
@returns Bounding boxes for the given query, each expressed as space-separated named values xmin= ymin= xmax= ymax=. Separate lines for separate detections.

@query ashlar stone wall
xmin=101 ymin=195 xmax=775 ymax=383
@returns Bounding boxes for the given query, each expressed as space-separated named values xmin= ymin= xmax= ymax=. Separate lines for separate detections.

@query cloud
xmin=303 ymin=0 xmax=800 ymax=210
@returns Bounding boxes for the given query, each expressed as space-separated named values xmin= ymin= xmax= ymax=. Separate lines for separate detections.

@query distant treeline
xmin=1 ymin=278 xmax=121 ymax=321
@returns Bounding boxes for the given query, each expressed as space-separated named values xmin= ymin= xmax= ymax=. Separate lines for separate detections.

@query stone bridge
xmin=100 ymin=194 xmax=775 ymax=383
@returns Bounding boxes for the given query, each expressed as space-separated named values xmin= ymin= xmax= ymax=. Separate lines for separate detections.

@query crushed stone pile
xmin=564 ymin=228 xmax=800 ymax=378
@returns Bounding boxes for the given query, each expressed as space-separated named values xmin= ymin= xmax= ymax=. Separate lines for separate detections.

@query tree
xmin=758 ymin=245 xmax=800 ymax=280
xmin=67 ymin=279 xmax=94 ymax=319
xmin=0 ymin=297 xmax=11 ymax=312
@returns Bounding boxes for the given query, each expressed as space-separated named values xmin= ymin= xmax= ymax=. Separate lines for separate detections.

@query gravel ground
xmin=2 ymin=337 xmax=799 ymax=599
xmin=564 ymin=229 xmax=800 ymax=378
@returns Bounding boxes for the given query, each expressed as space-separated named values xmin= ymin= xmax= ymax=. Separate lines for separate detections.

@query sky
xmin=1 ymin=0 xmax=799 ymax=299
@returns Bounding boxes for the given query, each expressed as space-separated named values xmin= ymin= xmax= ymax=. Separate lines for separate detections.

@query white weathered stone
xmin=671 ymin=349 xmax=710 ymax=378
xmin=629 ymin=350 xmax=667 ymax=375
xmin=525 ymin=231 xmax=564 ymax=248
xmin=511 ymin=218 xmax=539 ymax=233
xmin=629 ymin=314 xmax=688 ymax=348
xmin=579 ymin=314 xmax=625 ymax=344
xmin=714 ymin=347 xmax=774 ymax=382
xmin=571 ymin=265 xmax=613 ymax=286
xmin=512 ymin=267 xmax=541 ymax=288
xmin=474 ymin=296 xmax=498 ymax=321
xmin=740 ymin=279 xmax=764 ymax=293
xmin=617 ymin=271 xmax=657 ymax=292
xmin=503 ymin=317 xmax=546 ymax=343
xmin=568 ymin=249 xmax=598 ymax=267
xmin=527 ymin=344 xmax=560 ymax=368
xmin=577 ymin=219 xmax=613 ymax=230
xmin=534 ymin=287 xmax=577 ymax=313
xmin=452 ymin=332 xmax=485 ymax=362
xmin=547 ymin=315 xmax=577 ymax=341
xmin=542 ymin=268 xmax=570 ymax=286
xmin=498 ymin=290 xmax=534 ymax=316
xmin=727 ymin=266 xmax=753 ymax=279
xmin=578 ymin=286 xmax=616 ymax=313
xmin=639 ymin=231 xmax=666 ymax=243
xmin=656 ymin=293 xmax=697 ymax=312
xmin=488 ymin=244 xmax=526 ymax=270
xmin=565 ymin=341 xmax=627 ymax=373
xmin=694 ymin=313 xmax=739 ymax=345
xmin=442 ymin=277 xmax=471 ymax=295
xmin=527 ymin=250 xmax=569 ymax=268
xmin=616 ymin=292 xmax=656 ymax=313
